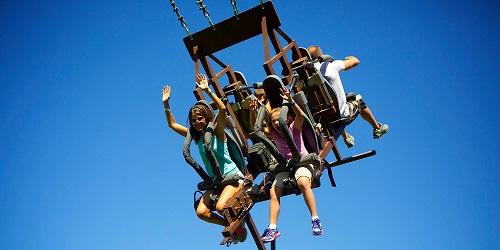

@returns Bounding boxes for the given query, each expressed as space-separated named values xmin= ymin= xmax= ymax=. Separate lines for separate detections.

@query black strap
xmin=183 ymin=130 xmax=212 ymax=182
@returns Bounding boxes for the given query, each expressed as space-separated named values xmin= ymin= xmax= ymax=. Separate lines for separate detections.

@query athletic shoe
xmin=312 ymin=218 xmax=323 ymax=236
xmin=261 ymin=227 xmax=281 ymax=243
xmin=344 ymin=134 xmax=355 ymax=148
xmin=373 ymin=123 xmax=389 ymax=139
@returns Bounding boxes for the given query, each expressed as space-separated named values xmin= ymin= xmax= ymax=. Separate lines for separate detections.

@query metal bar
xmin=245 ymin=213 xmax=267 ymax=250
xmin=331 ymin=140 xmax=343 ymax=161
xmin=275 ymin=27 xmax=292 ymax=43
xmin=328 ymin=150 xmax=377 ymax=168
xmin=266 ymin=42 xmax=296 ymax=65
xmin=207 ymin=54 xmax=227 ymax=69
xmin=327 ymin=166 xmax=336 ymax=187
xmin=268 ymin=29 xmax=292 ymax=77
xmin=183 ymin=2 xmax=280 ymax=61
xmin=262 ymin=16 xmax=270 ymax=62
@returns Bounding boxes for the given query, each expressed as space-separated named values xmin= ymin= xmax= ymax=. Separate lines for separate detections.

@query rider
xmin=307 ymin=45 xmax=389 ymax=147
xmin=162 ymin=74 xmax=247 ymax=242
xmin=261 ymin=88 xmax=323 ymax=243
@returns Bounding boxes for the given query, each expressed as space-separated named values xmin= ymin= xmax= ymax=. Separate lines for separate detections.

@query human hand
xmin=249 ymin=99 xmax=259 ymax=111
xmin=196 ymin=73 xmax=209 ymax=91
xmin=279 ymin=87 xmax=292 ymax=103
xmin=162 ymin=85 xmax=171 ymax=102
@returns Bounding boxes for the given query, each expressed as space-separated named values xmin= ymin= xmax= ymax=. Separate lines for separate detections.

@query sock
xmin=269 ymin=224 xmax=277 ymax=230
xmin=311 ymin=216 xmax=319 ymax=221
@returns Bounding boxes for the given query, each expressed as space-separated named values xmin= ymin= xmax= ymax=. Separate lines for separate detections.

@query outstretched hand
xmin=279 ymin=87 xmax=292 ymax=102
xmin=249 ymin=99 xmax=259 ymax=111
xmin=162 ymin=85 xmax=171 ymax=102
xmin=196 ymin=73 xmax=209 ymax=91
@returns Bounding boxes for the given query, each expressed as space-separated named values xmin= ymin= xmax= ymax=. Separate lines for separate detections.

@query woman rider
xmin=162 ymin=74 xmax=246 ymax=242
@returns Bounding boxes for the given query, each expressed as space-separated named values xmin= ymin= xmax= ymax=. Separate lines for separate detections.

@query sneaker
xmin=373 ymin=123 xmax=389 ymax=139
xmin=233 ymin=225 xmax=247 ymax=243
xmin=261 ymin=227 xmax=281 ymax=243
xmin=312 ymin=218 xmax=323 ymax=236
xmin=343 ymin=134 xmax=355 ymax=148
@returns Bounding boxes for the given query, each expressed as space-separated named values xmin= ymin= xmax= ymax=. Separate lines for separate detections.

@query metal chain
xmin=169 ymin=0 xmax=191 ymax=37
xmin=196 ymin=0 xmax=215 ymax=29
xmin=230 ymin=0 xmax=239 ymax=17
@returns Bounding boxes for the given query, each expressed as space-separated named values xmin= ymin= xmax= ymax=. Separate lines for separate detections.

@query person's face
xmin=271 ymin=110 xmax=281 ymax=131
xmin=190 ymin=110 xmax=207 ymax=132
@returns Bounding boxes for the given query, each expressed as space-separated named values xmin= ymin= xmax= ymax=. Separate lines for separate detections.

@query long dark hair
xmin=188 ymin=102 xmax=215 ymax=142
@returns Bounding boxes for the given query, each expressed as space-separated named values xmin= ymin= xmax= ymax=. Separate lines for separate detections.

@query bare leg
xmin=319 ymin=141 xmax=332 ymax=161
xmin=215 ymin=182 xmax=243 ymax=212
xmin=196 ymin=190 xmax=226 ymax=226
xmin=360 ymin=107 xmax=380 ymax=129
xmin=297 ymin=177 xmax=318 ymax=217
xmin=269 ymin=186 xmax=283 ymax=225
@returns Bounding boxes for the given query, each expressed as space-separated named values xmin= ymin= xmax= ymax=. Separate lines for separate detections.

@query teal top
xmin=197 ymin=135 xmax=239 ymax=179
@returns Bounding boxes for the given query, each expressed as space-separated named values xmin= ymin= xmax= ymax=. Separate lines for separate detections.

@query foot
xmin=312 ymin=218 xmax=323 ymax=236
xmin=343 ymin=134 xmax=355 ymax=148
xmin=373 ymin=123 xmax=389 ymax=139
xmin=261 ymin=227 xmax=281 ymax=243
xmin=233 ymin=225 xmax=247 ymax=243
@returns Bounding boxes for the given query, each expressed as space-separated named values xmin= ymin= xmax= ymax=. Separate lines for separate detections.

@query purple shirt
xmin=270 ymin=121 xmax=308 ymax=159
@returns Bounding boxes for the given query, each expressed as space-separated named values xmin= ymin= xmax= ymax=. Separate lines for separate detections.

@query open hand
xmin=196 ymin=73 xmax=209 ymax=91
xmin=249 ymin=99 xmax=259 ymax=111
xmin=162 ymin=85 xmax=171 ymax=102
xmin=279 ymin=87 xmax=292 ymax=102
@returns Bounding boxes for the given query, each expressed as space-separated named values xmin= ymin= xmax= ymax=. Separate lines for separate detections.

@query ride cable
xmin=230 ymin=0 xmax=239 ymax=17
xmin=168 ymin=0 xmax=192 ymax=38
xmin=196 ymin=0 xmax=215 ymax=29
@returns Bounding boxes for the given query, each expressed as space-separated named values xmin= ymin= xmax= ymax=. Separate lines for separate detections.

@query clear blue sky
xmin=1 ymin=1 xmax=499 ymax=249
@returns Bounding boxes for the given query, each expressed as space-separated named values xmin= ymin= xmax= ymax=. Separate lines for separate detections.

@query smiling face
xmin=190 ymin=108 xmax=208 ymax=132
xmin=270 ymin=108 xmax=281 ymax=131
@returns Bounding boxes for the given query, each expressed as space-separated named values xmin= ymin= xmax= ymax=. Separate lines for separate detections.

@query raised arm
xmin=280 ymin=88 xmax=304 ymax=131
xmin=195 ymin=74 xmax=227 ymax=140
xmin=162 ymin=85 xmax=188 ymax=137
xmin=343 ymin=56 xmax=360 ymax=71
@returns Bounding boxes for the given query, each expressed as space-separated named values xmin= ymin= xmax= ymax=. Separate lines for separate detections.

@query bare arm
xmin=196 ymin=74 xmax=227 ymax=140
xmin=162 ymin=85 xmax=188 ymax=137
xmin=343 ymin=56 xmax=360 ymax=71
xmin=281 ymin=88 xmax=304 ymax=131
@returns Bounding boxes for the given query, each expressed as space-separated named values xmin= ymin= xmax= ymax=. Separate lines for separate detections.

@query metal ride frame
xmin=169 ymin=1 xmax=377 ymax=249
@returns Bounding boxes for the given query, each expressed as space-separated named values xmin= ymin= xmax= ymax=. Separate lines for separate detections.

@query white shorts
xmin=272 ymin=166 xmax=312 ymax=189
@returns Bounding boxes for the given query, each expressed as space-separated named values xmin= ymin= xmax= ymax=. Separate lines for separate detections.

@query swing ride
xmin=166 ymin=1 xmax=380 ymax=249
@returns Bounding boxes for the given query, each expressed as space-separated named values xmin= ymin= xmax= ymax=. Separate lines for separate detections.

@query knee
xmin=196 ymin=205 xmax=210 ymax=219
xmin=215 ymin=201 xmax=226 ymax=213
xmin=297 ymin=177 xmax=311 ymax=191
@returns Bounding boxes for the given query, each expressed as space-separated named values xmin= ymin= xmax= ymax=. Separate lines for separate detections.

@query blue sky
xmin=1 ymin=0 xmax=499 ymax=249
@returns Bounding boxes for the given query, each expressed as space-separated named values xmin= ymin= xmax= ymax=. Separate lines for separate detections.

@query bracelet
xmin=163 ymin=101 xmax=171 ymax=112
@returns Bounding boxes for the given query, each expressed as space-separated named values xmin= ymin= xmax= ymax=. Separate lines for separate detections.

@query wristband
xmin=163 ymin=101 xmax=171 ymax=111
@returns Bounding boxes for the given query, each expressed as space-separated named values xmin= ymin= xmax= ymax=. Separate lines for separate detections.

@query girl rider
xmin=162 ymin=74 xmax=246 ymax=242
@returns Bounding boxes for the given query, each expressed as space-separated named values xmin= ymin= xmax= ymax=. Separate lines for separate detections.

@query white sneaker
xmin=373 ymin=123 xmax=389 ymax=139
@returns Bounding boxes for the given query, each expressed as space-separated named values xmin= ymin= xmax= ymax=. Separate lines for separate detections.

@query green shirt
xmin=197 ymin=135 xmax=239 ymax=178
